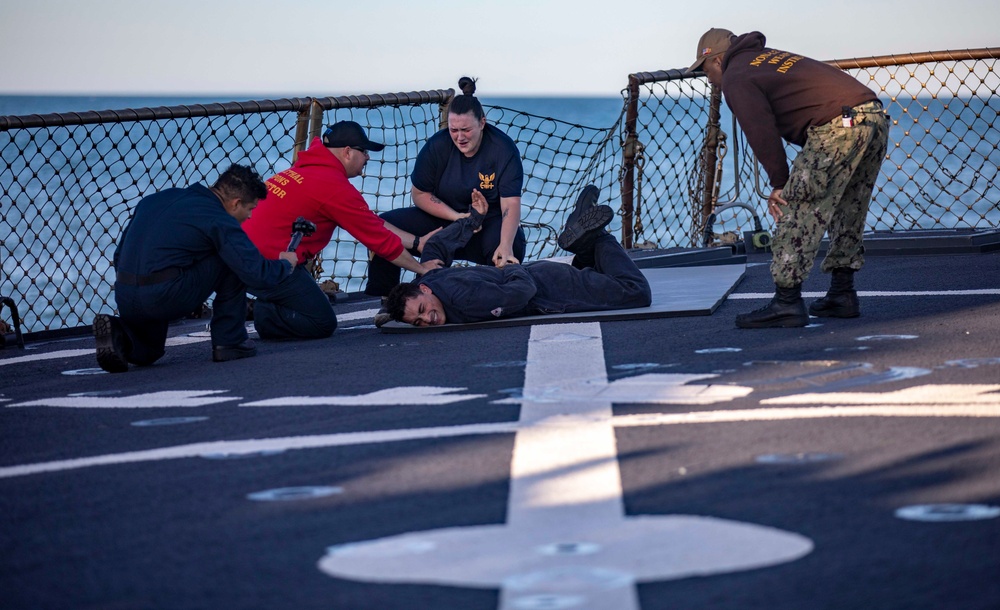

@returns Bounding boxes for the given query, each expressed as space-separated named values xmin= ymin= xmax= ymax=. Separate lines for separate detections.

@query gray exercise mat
xmin=379 ymin=263 xmax=746 ymax=333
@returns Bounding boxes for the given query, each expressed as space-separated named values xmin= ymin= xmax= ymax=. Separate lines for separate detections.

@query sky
xmin=1 ymin=0 xmax=997 ymax=98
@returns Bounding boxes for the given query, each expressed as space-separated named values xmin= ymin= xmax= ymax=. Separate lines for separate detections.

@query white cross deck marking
xmin=242 ymin=387 xmax=487 ymax=406
xmin=762 ymin=385 xmax=1000 ymax=405
xmin=0 ymin=334 xmax=210 ymax=368
xmin=317 ymin=323 xmax=813 ymax=609
xmin=0 ymin=423 xmax=519 ymax=479
xmin=7 ymin=390 xmax=238 ymax=409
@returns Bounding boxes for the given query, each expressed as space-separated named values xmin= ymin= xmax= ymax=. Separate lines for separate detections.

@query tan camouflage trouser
xmin=770 ymin=101 xmax=889 ymax=287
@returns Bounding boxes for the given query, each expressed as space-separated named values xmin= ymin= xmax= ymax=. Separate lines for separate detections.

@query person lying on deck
xmin=384 ymin=185 xmax=652 ymax=326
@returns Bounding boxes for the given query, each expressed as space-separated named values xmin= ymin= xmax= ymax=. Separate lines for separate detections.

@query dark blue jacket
xmin=114 ymin=184 xmax=290 ymax=289
xmin=420 ymin=238 xmax=651 ymax=324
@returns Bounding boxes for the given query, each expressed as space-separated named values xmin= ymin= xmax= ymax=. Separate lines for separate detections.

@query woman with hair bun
xmin=366 ymin=77 xmax=526 ymax=314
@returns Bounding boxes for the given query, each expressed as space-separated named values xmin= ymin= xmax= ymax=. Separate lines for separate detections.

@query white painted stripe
xmin=242 ymin=387 xmax=486 ymax=407
xmin=0 ymin=422 xmax=518 ymax=479
xmin=730 ymin=289 xmax=1000 ymax=299
xmin=0 ymin=311 xmax=376 ymax=368
xmin=615 ymin=404 xmax=1000 ymax=427
xmin=0 ymin=348 xmax=94 ymax=366
xmin=337 ymin=308 xmax=378 ymax=322
xmin=318 ymin=323 xmax=812 ymax=609
xmin=0 ymin=334 xmax=212 ymax=367
xmin=762 ymin=384 xmax=1000 ymax=405
xmin=8 ymin=390 xmax=239 ymax=409
xmin=509 ymin=323 xmax=623 ymax=524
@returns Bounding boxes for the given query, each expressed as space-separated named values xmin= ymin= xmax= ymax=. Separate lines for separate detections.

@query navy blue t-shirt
xmin=411 ymin=123 xmax=523 ymax=217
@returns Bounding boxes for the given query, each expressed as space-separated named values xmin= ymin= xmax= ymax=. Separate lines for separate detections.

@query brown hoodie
xmin=721 ymin=31 xmax=878 ymax=189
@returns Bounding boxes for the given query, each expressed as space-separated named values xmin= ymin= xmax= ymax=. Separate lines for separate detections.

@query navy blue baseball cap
xmin=322 ymin=121 xmax=385 ymax=152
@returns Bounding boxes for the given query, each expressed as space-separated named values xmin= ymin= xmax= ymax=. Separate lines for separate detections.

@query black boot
xmin=94 ymin=314 xmax=130 ymax=373
xmin=736 ymin=284 xmax=809 ymax=328
xmin=809 ymin=268 xmax=860 ymax=318
xmin=558 ymin=204 xmax=614 ymax=254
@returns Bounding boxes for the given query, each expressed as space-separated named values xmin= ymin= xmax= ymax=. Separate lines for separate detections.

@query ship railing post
xmin=291 ymin=98 xmax=313 ymax=163
xmin=699 ymin=85 xmax=723 ymax=245
xmin=620 ymin=75 xmax=639 ymax=249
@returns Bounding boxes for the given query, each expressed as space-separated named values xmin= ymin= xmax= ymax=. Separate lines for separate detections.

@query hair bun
xmin=458 ymin=76 xmax=477 ymax=96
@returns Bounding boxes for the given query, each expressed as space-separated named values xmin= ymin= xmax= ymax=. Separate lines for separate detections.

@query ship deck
xmin=2 ymin=240 xmax=1000 ymax=609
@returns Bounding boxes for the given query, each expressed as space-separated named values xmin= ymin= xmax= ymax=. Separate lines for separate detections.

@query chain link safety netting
xmin=1 ymin=99 xmax=313 ymax=333
xmin=0 ymin=93 xmax=623 ymax=332
xmin=318 ymin=100 xmax=624 ymax=291
xmin=624 ymin=49 xmax=1000 ymax=249
xmin=2 ymin=48 xmax=998 ymax=334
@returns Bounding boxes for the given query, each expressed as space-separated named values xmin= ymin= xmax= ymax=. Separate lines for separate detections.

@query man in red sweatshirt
xmin=691 ymin=29 xmax=889 ymax=328
xmin=243 ymin=121 xmax=441 ymax=340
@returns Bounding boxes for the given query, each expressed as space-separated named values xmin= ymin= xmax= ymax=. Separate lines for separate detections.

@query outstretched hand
xmin=470 ymin=189 xmax=488 ymax=216
xmin=417 ymin=227 xmax=442 ymax=253
xmin=417 ymin=259 xmax=444 ymax=275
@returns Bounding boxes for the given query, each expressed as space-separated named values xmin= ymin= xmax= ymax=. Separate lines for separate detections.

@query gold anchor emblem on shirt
xmin=479 ymin=172 xmax=496 ymax=190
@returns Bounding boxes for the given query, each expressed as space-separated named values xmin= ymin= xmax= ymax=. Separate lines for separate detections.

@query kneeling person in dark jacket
xmin=386 ymin=185 xmax=652 ymax=326
xmin=94 ymin=164 xmax=298 ymax=372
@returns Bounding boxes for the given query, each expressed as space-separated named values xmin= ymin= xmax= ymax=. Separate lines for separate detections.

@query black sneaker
xmin=212 ymin=339 xmax=258 ymax=362
xmin=94 ymin=314 xmax=129 ymax=373
xmin=558 ymin=204 xmax=614 ymax=253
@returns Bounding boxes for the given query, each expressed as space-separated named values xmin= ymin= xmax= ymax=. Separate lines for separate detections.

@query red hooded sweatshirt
xmin=244 ymin=138 xmax=404 ymax=264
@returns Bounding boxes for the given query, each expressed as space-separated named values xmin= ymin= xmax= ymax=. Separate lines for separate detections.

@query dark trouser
xmin=526 ymin=233 xmax=652 ymax=314
xmin=115 ymin=255 xmax=248 ymax=365
xmin=364 ymin=206 xmax=526 ymax=297
xmin=248 ymin=266 xmax=336 ymax=340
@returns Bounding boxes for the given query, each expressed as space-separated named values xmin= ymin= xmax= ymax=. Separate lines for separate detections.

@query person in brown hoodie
xmin=690 ymin=29 xmax=889 ymax=328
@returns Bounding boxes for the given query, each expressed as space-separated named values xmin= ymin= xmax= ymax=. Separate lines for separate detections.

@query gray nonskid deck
xmin=2 ymin=250 xmax=999 ymax=610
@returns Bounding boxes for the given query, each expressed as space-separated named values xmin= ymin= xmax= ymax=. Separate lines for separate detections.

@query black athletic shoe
xmin=93 ymin=314 xmax=129 ymax=373
xmin=212 ymin=339 xmax=258 ymax=362
xmin=558 ymin=204 xmax=614 ymax=253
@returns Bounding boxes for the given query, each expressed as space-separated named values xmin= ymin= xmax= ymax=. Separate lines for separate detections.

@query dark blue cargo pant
xmin=115 ymin=255 xmax=248 ymax=365
xmin=249 ymin=266 xmax=337 ymax=340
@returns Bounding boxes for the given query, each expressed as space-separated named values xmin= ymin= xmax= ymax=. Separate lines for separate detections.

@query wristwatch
xmin=412 ymin=235 xmax=420 ymax=250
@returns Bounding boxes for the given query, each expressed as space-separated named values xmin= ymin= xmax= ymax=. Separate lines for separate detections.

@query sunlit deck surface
xmin=2 ymin=237 xmax=999 ymax=610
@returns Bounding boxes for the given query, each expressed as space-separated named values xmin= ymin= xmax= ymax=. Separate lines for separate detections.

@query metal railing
xmin=2 ymin=47 xmax=998 ymax=334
